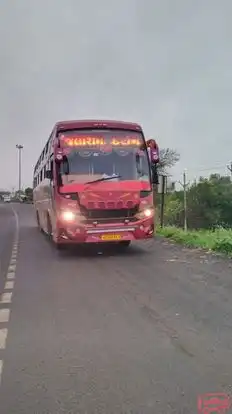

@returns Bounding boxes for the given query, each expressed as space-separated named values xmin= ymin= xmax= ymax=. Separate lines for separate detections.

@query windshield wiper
xmin=85 ymin=175 xmax=121 ymax=185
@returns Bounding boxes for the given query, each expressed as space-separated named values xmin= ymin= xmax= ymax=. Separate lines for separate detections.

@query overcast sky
xmin=0 ymin=0 xmax=232 ymax=190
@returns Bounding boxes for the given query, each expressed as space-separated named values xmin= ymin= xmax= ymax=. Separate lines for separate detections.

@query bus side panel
xmin=33 ymin=177 xmax=54 ymax=235
xmin=34 ymin=183 xmax=46 ymax=232
xmin=42 ymin=153 xmax=56 ymax=237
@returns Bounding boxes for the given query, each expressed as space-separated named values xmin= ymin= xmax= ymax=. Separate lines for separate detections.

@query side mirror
xmin=45 ymin=170 xmax=53 ymax=180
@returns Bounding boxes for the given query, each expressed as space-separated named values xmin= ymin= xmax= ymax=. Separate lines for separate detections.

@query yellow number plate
xmin=101 ymin=234 xmax=121 ymax=241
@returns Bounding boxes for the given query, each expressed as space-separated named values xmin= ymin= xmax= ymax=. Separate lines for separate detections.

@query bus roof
xmin=55 ymin=119 xmax=142 ymax=133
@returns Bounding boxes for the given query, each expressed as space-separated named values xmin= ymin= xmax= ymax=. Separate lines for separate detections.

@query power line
xmin=182 ymin=165 xmax=229 ymax=173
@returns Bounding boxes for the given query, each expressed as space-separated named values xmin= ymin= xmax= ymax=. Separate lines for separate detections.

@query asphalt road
xmin=0 ymin=203 xmax=232 ymax=413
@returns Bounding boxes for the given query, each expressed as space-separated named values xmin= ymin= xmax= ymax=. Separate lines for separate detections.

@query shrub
xmin=157 ymin=226 xmax=232 ymax=256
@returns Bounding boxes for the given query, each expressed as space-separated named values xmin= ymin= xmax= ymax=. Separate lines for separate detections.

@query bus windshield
xmin=58 ymin=129 xmax=151 ymax=186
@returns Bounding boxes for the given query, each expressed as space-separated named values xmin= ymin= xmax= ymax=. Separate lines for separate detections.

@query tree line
xmin=158 ymin=174 xmax=232 ymax=230
xmin=153 ymin=147 xmax=232 ymax=230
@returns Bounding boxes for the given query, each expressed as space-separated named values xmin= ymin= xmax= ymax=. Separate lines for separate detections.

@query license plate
xmin=100 ymin=234 xmax=121 ymax=241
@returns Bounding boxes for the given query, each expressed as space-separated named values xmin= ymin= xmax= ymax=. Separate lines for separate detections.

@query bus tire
xmin=54 ymin=243 xmax=67 ymax=251
xmin=119 ymin=241 xmax=131 ymax=248
xmin=47 ymin=214 xmax=53 ymax=240
xmin=36 ymin=211 xmax=42 ymax=232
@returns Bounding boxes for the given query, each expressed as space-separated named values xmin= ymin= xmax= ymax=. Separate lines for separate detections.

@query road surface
xmin=0 ymin=202 xmax=232 ymax=413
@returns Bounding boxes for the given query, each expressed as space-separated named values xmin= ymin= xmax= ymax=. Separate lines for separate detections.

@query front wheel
xmin=54 ymin=242 xmax=67 ymax=251
xmin=36 ymin=211 xmax=43 ymax=232
xmin=47 ymin=214 xmax=52 ymax=238
xmin=119 ymin=241 xmax=131 ymax=247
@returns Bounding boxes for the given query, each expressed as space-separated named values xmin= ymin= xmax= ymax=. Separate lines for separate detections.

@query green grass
xmin=156 ymin=226 xmax=232 ymax=256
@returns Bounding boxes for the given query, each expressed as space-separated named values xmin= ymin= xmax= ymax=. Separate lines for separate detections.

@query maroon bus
xmin=33 ymin=119 xmax=155 ymax=249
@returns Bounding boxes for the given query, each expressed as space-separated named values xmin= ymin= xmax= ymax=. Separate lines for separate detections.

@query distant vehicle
xmin=21 ymin=196 xmax=32 ymax=203
xmin=33 ymin=119 xmax=156 ymax=249
xmin=3 ymin=195 xmax=11 ymax=203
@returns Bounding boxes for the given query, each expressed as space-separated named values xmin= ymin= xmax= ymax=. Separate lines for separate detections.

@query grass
xmin=156 ymin=226 xmax=232 ymax=256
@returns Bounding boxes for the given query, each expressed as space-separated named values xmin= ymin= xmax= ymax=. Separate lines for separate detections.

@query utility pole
xmin=152 ymin=182 xmax=157 ymax=208
xmin=160 ymin=175 xmax=167 ymax=228
xmin=16 ymin=144 xmax=23 ymax=198
xmin=178 ymin=169 xmax=189 ymax=232
xmin=227 ymin=162 xmax=232 ymax=179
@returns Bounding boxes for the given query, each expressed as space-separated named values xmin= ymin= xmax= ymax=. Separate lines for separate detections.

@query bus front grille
xmin=80 ymin=206 xmax=139 ymax=221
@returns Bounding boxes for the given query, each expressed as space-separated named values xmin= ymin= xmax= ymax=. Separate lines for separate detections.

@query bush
xmin=212 ymin=238 xmax=232 ymax=254
xmin=157 ymin=226 xmax=232 ymax=256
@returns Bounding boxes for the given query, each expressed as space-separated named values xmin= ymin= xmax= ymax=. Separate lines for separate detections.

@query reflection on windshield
xmin=60 ymin=150 xmax=150 ymax=185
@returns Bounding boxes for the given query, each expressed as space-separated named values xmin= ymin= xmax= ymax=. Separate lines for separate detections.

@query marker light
xmin=56 ymin=153 xmax=63 ymax=161
xmin=61 ymin=136 xmax=141 ymax=147
xmin=61 ymin=211 xmax=76 ymax=222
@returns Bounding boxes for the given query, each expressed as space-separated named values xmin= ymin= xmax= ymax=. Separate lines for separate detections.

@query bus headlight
xmin=136 ymin=206 xmax=154 ymax=219
xmin=143 ymin=208 xmax=153 ymax=217
xmin=61 ymin=210 xmax=76 ymax=222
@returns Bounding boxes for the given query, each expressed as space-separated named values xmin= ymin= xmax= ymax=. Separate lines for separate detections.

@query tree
xmin=164 ymin=194 xmax=183 ymax=225
xmin=25 ymin=187 xmax=33 ymax=197
xmin=15 ymin=190 xmax=25 ymax=197
xmin=163 ymin=174 xmax=232 ymax=229
xmin=155 ymin=148 xmax=180 ymax=225
xmin=158 ymin=148 xmax=180 ymax=174
xmin=25 ymin=187 xmax=33 ymax=201
xmin=187 ymin=179 xmax=221 ymax=229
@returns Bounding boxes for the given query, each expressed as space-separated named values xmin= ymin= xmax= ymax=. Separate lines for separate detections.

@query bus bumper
xmin=56 ymin=217 xmax=155 ymax=244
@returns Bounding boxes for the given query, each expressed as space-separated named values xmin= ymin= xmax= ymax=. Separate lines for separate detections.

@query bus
xmin=33 ymin=119 xmax=155 ymax=249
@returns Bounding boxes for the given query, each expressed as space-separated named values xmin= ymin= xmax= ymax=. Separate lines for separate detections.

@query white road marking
xmin=0 ymin=360 xmax=3 ymax=386
xmin=4 ymin=281 xmax=14 ymax=290
xmin=8 ymin=265 xmax=16 ymax=272
xmin=0 ymin=207 xmax=19 ymax=388
xmin=0 ymin=309 xmax=10 ymax=323
xmin=0 ymin=329 xmax=8 ymax=349
xmin=10 ymin=258 xmax=16 ymax=264
xmin=0 ymin=293 xmax=12 ymax=304
xmin=7 ymin=273 xmax=15 ymax=280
